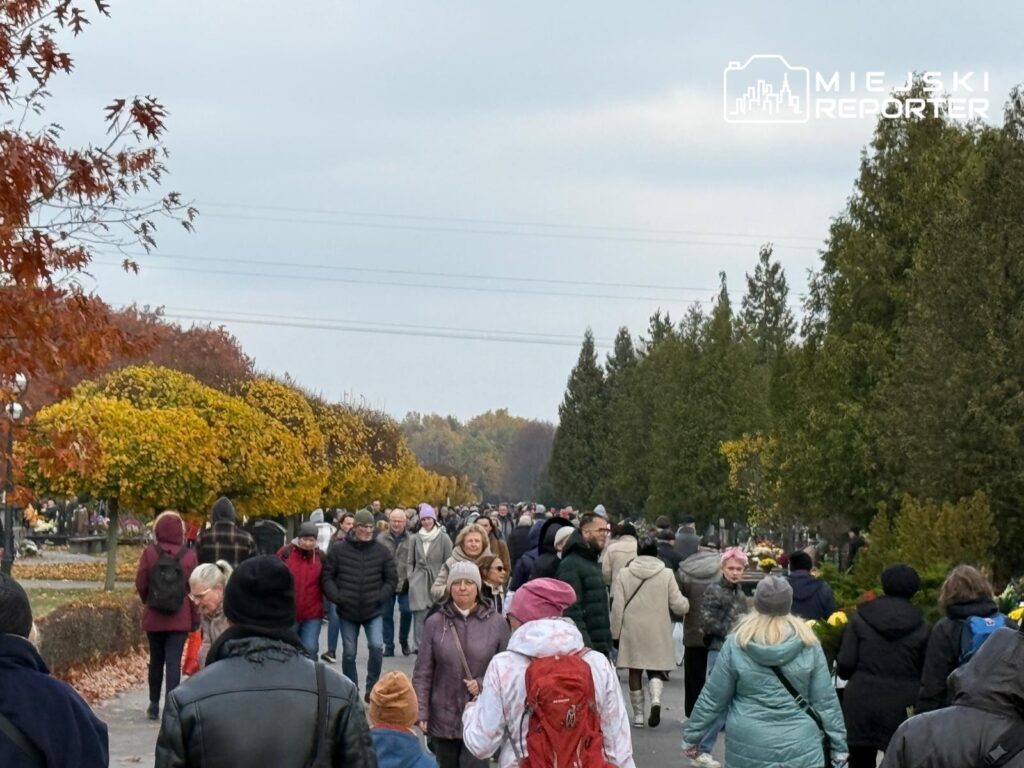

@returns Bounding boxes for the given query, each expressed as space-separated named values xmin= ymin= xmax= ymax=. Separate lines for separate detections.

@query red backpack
xmin=519 ymin=650 xmax=614 ymax=768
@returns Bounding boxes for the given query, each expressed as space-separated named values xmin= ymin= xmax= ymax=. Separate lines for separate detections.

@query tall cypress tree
xmin=742 ymin=244 xmax=796 ymax=362
xmin=549 ymin=329 xmax=607 ymax=507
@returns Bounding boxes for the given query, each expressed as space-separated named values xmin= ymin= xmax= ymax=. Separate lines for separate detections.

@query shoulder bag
xmin=770 ymin=665 xmax=831 ymax=768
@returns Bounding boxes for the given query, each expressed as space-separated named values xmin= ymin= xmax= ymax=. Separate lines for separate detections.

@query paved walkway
xmin=94 ymin=618 xmax=724 ymax=767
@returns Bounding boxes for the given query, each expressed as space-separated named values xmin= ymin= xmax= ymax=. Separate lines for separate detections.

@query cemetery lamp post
xmin=2 ymin=372 xmax=28 ymax=576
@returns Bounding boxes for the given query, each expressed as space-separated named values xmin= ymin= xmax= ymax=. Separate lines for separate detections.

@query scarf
xmin=418 ymin=524 xmax=443 ymax=557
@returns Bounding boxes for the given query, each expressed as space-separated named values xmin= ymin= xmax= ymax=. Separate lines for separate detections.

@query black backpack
xmin=147 ymin=544 xmax=188 ymax=613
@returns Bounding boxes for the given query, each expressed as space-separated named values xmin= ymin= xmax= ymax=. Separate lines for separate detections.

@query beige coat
xmin=611 ymin=555 xmax=689 ymax=671
xmin=602 ymin=535 xmax=637 ymax=586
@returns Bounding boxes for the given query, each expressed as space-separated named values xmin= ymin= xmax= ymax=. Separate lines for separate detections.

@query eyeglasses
xmin=356 ymin=523 xmax=374 ymax=530
xmin=491 ymin=565 xmax=507 ymax=572
xmin=188 ymin=588 xmax=212 ymax=603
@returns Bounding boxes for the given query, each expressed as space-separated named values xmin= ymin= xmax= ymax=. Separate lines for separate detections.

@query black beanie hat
xmin=788 ymin=551 xmax=814 ymax=572
xmin=224 ymin=555 xmax=296 ymax=629
xmin=881 ymin=564 xmax=920 ymax=599
xmin=212 ymin=496 xmax=236 ymax=523
xmin=0 ymin=573 xmax=33 ymax=638
xmin=655 ymin=516 xmax=672 ymax=530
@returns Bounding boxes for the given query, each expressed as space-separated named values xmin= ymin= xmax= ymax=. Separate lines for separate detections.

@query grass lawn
xmin=25 ymin=586 xmax=134 ymax=618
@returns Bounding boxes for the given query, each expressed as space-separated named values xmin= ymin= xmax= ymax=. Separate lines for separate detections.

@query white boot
xmin=648 ymin=678 xmax=663 ymax=727
xmin=628 ymin=689 xmax=645 ymax=728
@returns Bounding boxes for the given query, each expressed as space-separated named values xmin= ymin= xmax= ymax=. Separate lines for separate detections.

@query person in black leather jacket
xmin=882 ymin=625 xmax=1024 ymax=768
xmin=155 ymin=556 xmax=376 ymax=768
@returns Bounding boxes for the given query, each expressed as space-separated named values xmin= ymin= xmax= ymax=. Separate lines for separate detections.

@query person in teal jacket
xmin=683 ymin=576 xmax=848 ymax=768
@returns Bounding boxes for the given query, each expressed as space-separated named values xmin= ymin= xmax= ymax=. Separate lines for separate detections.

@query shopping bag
xmin=673 ymin=621 xmax=685 ymax=666
xmin=182 ymin=629 xmax=202 ymax=676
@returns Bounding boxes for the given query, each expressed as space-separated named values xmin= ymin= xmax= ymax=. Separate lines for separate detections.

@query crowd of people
xmin=1 ymin=497 xmax=1022 ymax=768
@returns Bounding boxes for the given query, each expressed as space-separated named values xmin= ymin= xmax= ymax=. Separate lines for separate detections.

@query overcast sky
xmin=51 ymin=1 xmax=1024 ymax=421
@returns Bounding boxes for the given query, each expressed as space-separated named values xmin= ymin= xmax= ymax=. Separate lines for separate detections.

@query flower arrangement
xmin=759 ymin=557 xmax=778 ymax=574
xmin=807 ymin=609 xmax=851 ymax=662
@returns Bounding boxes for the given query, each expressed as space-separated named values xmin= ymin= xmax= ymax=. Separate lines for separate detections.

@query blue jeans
xmin=699 ymin=649 xmax=724 ymax=754
xmin=382 ymin=592 xmax=411 ymax=650
xmin=294 ymin=619 xmax=321 ymax=660
xmin=326 ymin=602 xmax=341 ymax=654
xmin=340 ymin=615 xmax=383 ymax=693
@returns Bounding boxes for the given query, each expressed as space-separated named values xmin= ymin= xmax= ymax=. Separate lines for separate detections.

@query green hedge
xmin=36 ymin=591 xmax=145 ymax=674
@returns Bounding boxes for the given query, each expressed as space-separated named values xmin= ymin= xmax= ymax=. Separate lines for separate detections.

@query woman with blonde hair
xmin=430 ymin=523 xmax=491 ymax=603
xmin=916 ymin=564 xmax=1012 ymax=713
xmin=188 ymin=560 xmax=233 ymax=668
xmin=683 ymin=576 xmax=847 ymax=768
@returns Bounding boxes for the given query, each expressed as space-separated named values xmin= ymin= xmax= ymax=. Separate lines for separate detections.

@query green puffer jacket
xmin=555 ymin=533 xmax=612 ymax=655
xmin=684 ymin=631 xmax=848 ymax=768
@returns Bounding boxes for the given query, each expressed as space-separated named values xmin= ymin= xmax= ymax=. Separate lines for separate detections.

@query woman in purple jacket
xmin=135 ymin=511 xmax=199 ymax=720
xmin=412 ymin=560 xmax=510 ymax=768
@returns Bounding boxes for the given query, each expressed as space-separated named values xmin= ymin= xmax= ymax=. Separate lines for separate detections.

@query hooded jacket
xmin=0 ymin=635 xmax=108 ymax=768
xmin=155 ymin=634 xmax=375 ymax=768
xmin=610 ymin=555 xmax=689 ymax=670
xmin=917 ymin=597 xmax=1010 ymax=713
xmin=278 ymin=543 xmax=324 ymax=622
xmin=678 ymin=549 xmax=722 ymax=648
xmin=882 ymin=627 xmax=1024 ymax=768
xmin=602 ymin=534 xmax=638 ymax=587
xmin=509 ymin=521 xmax=544 ymax=591
xmin=556 ymin=532 xmax=613 ymax=654
xmin=507 ymin=519 xmax=533 ymax=570
xmin=683 ymin=631 xmax=848 ymax=768
xmin=787 ymin=570 xmax=837 ymax=622
xmin=371 ymin=727 xmax=437 ymax=768
xmin=322 ymin=532 xmax=397 ymax=623
xmin=135 ymin=515 xmax=199 ymax=633
xmin=837 ymin=596 xmax=929 ymax=748
xmin=531 ymin=518 xmax=576 ymax=581
xmin=411 ymin=600 xmax=510 ymax=739
xmin=461 ymin=618 xmax=637 ymax=768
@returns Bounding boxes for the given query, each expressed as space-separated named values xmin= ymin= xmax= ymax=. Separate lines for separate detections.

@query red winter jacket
xmin=278 ymin=543 xmax=324 ymax=621
xmin=135 ymin=515 xmax=199 ymax=633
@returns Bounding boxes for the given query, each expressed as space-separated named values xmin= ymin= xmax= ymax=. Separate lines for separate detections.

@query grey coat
xmin=407 ymin=529 xmax=453 ymax=612
xmin=379 ymin=530 xmax=413 ymax=591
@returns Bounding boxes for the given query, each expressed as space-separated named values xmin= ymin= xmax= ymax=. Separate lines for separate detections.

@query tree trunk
xmin=104 ymin=498 xmax=119 ymax=591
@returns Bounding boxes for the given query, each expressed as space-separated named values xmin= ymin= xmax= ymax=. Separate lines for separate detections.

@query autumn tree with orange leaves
xmin=0 ymin=0 xmax=195 ymax=470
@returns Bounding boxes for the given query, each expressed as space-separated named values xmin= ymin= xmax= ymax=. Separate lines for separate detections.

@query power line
xmin=197 ymin=211 xmax=822 ymax=251
xmin=91 ymin=258 xmax=807 ymax=307
xmin=197 ymin=199 xmax=824 ymax=243
xmin=113 ymin=305 xmax=614 ymax=349
xmin=106 ymin=249 xmax=808 ymax=297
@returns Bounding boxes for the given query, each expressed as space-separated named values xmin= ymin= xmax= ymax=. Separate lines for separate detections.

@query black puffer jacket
xmin=882 ymin=628 xmax=1024 ymax=768
xmin=699 ymin=577 xmax=749 ymax=650
xmin=155 ymin=635 xmax=376 ymax=768
xmin=917 ymin=597 xmax=1010 ymax=713
xmin=837 ymin=596 xmax=929 ymax=749
xmin=322 ymin=534 xmax=397 ymax=623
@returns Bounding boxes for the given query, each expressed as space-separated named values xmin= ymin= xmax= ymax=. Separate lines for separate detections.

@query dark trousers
xmin=683 ymin=645 xmax=709 ymax=717
xmin=147 ymin=630 xmax=187 ymax=704
xmin=849 ymin=746 xmax=879 ymax=768
xmin=382 ymin=592 xmax=412 ymax=649
xmin=431 ymin=737 xmax=489 ymax=768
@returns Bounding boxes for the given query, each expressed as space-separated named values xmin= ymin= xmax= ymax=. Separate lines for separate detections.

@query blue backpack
xmin=958 ymin=614 xmax=1008 ymax=665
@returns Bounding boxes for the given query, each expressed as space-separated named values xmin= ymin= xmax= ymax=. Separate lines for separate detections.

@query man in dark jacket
xmin=656 ymin=529 xmax=684 ymax=575
xmin=509 ymin=520 xmax=544 ymax=590
xmin=0 ymin=574 xmax=108 ymax=768
xmin=321 ymin=509 xmax=397 ymax=700
xmin=786 ymin=551 xmax=837 ymax=621
xmin=882 ymin=626 xmax=1024 ymax=768
xmin=506 ymin=513 xmax=533 ymax=570
xmin=846 ymin=527 xmax=866 ymax=572
xmin=674 ymin=517 xmax=701 ymax=560
xmin=196 ymin=496 xmax=256 ymax=566
xmin=678 ymin=548 xmax=721 ymax=716
xmin=531 ymin=517 xmax=576 ymax=581
xmin=155 ymin=556 xmax=375 ymax=768
xmin=556 ymin=513 xmax=613 ymax=656
xmin=378 ymin=509 xmax=413 ymax=658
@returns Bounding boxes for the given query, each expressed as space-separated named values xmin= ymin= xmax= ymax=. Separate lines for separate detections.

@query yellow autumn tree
xmin=93 ymin=366 xmax=322 ymax=517
xmin=720 ymin=432 xmax=784 ymax=526
xmin=20 ymin=394 xmax=222 ymax=588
